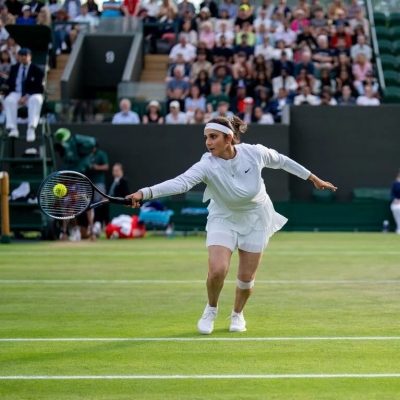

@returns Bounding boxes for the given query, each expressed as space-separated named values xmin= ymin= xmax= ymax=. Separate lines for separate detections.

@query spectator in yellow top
xmin=236 ymin=21 xmax=255 ymax=46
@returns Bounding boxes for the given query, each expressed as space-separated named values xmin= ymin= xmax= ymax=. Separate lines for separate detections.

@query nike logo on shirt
xmin=245 ymin=168 xmax=251 ymax=173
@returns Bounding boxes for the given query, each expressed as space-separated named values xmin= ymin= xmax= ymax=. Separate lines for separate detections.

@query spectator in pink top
xmin=291 ymin=9 xmax=309 ymax=33
xmin=199 ymin=21 xmax=216 ymax=50
xmin=352 ymin=53 xmax=371 ymax=87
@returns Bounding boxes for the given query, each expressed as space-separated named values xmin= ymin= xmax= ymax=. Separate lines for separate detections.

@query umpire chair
xmin=0 ymin=25 xmax=59 ymax=239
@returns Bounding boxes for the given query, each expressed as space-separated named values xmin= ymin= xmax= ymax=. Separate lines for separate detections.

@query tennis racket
xmin=38 ymin=170 xmax=139 ymax=220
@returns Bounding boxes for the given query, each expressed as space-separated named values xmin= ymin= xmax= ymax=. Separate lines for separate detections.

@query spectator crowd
xmin=0 ymin=0 xmax=383 ymax=126
xmin=119 ymin=0 xmax=381 ymax=125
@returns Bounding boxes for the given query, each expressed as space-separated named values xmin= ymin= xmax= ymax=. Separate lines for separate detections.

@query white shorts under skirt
xmin=206 ymin=220 xmax=269 ymax=253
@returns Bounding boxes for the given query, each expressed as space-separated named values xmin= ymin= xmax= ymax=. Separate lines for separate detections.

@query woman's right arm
xmin=126 ymin=161 xmax=208 ymax=206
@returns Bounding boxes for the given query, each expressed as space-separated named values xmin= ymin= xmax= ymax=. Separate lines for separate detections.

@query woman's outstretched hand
xmin=125 ymin=191 xmax=143 ymax=208
xmin=309 ymin=174 xmax=337 ymax=192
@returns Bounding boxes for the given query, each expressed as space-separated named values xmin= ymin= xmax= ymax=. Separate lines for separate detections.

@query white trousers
xmin=390 ymin=202 xmax=400 ymax=233
xmin=4 ymin=92 xmax=43 ymax=130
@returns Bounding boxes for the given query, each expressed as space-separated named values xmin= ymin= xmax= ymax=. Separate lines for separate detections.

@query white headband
xmin=204 ymin=122 xmax=233 ymax=136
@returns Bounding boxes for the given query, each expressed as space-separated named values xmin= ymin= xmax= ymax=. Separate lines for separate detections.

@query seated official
xmin=4 ymin=47 xmax=44 ymax=142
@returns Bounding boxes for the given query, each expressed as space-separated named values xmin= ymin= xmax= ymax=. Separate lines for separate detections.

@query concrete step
xmin=144 ymin=54 xmax=169 ymax=63
xmin=56 ymin=54 xmax=69 ymax=68
xmin=145 ymin=64 xmax=169 ymax=71
xmin=47 ymin=70 xmax=63 ymax=80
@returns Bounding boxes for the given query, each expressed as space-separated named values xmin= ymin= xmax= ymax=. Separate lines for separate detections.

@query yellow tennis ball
xmin=53 ymin=183 xmax=67 ymax=198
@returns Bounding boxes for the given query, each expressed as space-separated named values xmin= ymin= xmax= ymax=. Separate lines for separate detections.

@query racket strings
xmin=39 ymin=173 xmax=93 ymax=219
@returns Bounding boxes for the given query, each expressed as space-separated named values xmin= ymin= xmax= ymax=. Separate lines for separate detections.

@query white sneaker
xmin=26 ymin=127 xmax=36 ymax=142
xmin=8 ymin=128 xmax=19 ymax=138
xmin=69 ymin=227 xmax=81 ymax=242
xmin=229 ymin=311 xmax=247 ymax=332
xmin=197 ymin=303 xmax=218 ymax=335
xmin=92 ymin=221 xmax=102 ymax=237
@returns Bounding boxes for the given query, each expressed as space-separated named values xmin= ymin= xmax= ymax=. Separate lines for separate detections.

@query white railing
xmin=366 ymin=0 xmax=386 ymax=90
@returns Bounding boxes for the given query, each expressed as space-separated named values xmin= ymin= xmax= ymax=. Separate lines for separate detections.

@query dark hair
xmin=207 ymin=116 xmax=248 ymax=144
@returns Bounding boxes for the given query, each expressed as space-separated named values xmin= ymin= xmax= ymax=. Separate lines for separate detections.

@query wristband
xmin=139 ymin=187 xmax=152 ymax=200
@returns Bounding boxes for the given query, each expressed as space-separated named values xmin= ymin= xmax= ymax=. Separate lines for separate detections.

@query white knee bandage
xmin=237 ymin=279 xmax=255 ymax=290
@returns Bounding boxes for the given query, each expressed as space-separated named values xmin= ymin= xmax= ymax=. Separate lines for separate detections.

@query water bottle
xmin=382 ymin=220 xmax=389 ymax=233
xmin=165 ymin=224 xmax=175 ymax=239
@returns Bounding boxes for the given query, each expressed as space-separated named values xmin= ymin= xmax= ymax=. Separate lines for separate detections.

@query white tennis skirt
xmin=206 ymin=220 xmax=270 ymax=253
xmin=205 ymin=197 xmax=288 ymax=253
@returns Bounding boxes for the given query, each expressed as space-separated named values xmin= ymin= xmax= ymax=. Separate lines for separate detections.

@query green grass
xmin=0 ymin=233 xmax=400 ymax=399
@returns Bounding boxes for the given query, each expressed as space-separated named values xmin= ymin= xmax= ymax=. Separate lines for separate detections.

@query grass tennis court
xmin=1 ymin=233 xmax=400 ymax=399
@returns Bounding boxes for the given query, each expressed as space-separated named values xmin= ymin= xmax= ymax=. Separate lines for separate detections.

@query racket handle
xmin=112 ymin=197 xmax=143 ymax=207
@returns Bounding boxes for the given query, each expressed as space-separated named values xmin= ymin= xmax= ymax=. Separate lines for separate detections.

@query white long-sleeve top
xmin=140 ymin=143 xmax=311 ymax=235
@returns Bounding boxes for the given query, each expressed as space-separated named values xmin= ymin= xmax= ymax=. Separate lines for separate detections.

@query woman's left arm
xmin=258 ymin=145 xmax=337 ymax=191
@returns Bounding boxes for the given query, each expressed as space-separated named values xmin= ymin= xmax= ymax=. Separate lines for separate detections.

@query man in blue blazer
xmin=4 ymin=47 xmax=44 ymax=142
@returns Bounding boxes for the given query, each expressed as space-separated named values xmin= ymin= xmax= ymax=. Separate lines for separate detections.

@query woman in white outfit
xmin=126 ymin=116 xmax=337 ymax=334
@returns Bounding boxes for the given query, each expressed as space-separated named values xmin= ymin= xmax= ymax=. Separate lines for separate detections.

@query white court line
xmin=1 ymin=337 xmax=400 ymax=342
xmin=0 ymin=374 xmax=400 ymax=380
xmin=2 ymin=251 xmax=400 ymax=256
xmin=0 ymin=280 xmax=399 ymax=284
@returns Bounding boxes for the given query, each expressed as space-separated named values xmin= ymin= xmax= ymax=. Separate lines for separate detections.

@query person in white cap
xmin=142 ymin=100 xmax=164 ymax=124
xmin=165 ymin=100 xmax=187 ymax=124
xmin=126 ymin=115 xmax=337 ymax=334
xmin=16 ymin=5 xmax=36 ymax=24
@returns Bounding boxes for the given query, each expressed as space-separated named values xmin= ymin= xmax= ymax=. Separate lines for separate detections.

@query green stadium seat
xmin=379 ymin=54 xmax=398 ymax=69
xmin=131 ymin=104 xmax=143 ymax=117
xmin=383 ymin=70 xmax=399 ymax=85
xmin=389 ymin=12 xmax=400 ymax=27
xmin=353 ymin=188 xmax=391 ymax=202
xmin=375 ymin=26 xmax=391 ymax=40
xmin=374 ymin=12 xmax=387 ymax=27
xmin=378 ymin=39 xmax=393 ymax=54
xmin=390 ymin=26 xmax=400 ymax=39
xmin=383 ymin=86 xmax=400 ymax=103
xmin=392 ymin=39 xmax=400 ymax=55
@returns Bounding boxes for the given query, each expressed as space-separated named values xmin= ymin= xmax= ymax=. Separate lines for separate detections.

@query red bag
xmin=105 ymin=215 xmax=146 ymax=239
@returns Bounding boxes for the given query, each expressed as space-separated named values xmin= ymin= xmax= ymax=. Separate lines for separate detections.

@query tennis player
xmin=126 ymin=116 xmax=337 ymax=334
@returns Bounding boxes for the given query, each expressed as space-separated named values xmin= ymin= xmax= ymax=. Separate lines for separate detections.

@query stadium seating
xmin=383 ymin=70 xmax=399 ymax=85
xmin=373 ymin=12 xmax=387 ymax=27
xmin=375 ymin=26 xmax=391 ymax=40
xmin=379 ymin=54 xmax=397 ymax=70
xmin=388 ymin=12 xmax=400 ymax=27
xmin=378 ymin=39 xmax=392 ymax=55
xmin=382 ymin=86 xmax=400 ymax=103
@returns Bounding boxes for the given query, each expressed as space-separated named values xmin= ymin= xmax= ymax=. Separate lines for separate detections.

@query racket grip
xmin=113 ymin=198 xmax=143 ymax=207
